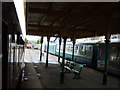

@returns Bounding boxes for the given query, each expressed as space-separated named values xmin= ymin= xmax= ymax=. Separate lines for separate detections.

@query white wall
xmin=0 ymin=2 xmax=2 ymax=90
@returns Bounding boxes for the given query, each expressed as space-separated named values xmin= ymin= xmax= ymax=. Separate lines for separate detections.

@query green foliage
xmin=24 ymin=38 xmax=28 ymax=46
xmin=24 ymin=38 xmax=31 ymax=46
xmin=34 ymin=40 xmax=41 ymax=44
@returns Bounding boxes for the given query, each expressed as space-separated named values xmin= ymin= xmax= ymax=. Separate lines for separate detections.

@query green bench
xmin=64 ymin=61 xmax=84 ymax=79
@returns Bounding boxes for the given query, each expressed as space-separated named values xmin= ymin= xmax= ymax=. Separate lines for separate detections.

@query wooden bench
xmin=64 ymin=61 xmax=84 ymax=79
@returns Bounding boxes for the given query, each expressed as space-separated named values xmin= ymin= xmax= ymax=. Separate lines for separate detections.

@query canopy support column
xmin=72 ymin=39 xmax=76 ymax=61
xmin=102 ymin=34 xmax=110 ymax=85
xmin=58 ymin=38 xmax=61 ymax=62
xmin=46 ymin=36 xmax=50 ymax=68
xmin=60 ymin=37 xmax=67 ymax=84
xmin=40 ymin=36 xmax=43 ymax=61
xmin=102 ymin=17 xmax=111 ymax=84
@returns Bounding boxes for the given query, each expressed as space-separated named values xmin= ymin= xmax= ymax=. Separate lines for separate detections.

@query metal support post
xmin=40 ymin=36 xmax=43 ymax=61
xmin=102 ymin=34 xmax=110 ymax=85
xmin=58 ymin=38 xmax=61 ymax=62
xmin=17 ymin=32 xmax=20 ymax=67
xmin=60 ymin=37 xmax=67 ymax=84
xmin=46 ymin=36 xmax=50 ymax=68
xmin=72 ymin=39 xmax=76 ymax=61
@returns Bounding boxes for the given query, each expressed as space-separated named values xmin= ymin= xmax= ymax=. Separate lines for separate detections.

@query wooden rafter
xmin=27 ymin=2 xmax=120 ymax=38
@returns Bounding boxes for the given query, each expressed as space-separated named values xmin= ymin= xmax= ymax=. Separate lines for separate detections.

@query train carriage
xmin=46 ymin=39 xmax=120 ymax=78
xmin=97 ymin=43 xmax=120 ymax=77
xmin=2 ymin=2 xmax=25 ymax=89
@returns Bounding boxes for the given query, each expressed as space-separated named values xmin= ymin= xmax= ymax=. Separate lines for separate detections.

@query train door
xmin=97 ymin=44 xmax=106 ymax=69
xmin=108 ymin=44 xmax=120 ymax=77
xmin=85 ymin=45 xmax=93 ymax=65
xmin=92 ymin=45 xmax=99 ymax=68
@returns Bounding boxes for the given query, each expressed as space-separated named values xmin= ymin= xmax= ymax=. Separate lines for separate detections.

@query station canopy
xmin=26 ymin=2 xmax=120 ymax=39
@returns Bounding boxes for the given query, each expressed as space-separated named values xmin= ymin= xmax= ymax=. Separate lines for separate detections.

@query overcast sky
xmin=25 ymin=35 xmax=40 ymax=41
xmin=25 ymin=35 xmax=57 ymax=43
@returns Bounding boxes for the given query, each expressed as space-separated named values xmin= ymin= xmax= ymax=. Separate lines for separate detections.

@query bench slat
xmin=64 ymin=66 xmax=80 ymax=73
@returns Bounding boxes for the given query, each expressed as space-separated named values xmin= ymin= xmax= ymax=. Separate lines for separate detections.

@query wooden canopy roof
xmin=26 ymin=2 xmax=120 ymax=39
xmin=2 ymin=2 xmax=21 ymax=34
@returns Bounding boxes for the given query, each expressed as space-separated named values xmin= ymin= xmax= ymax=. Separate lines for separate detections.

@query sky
xmin=14 ymin=0 xmax=26 ymax=38
xmin=25 ymin=35 xmax=40 ymax=41
xmin=25 ymin=35 xmax=57 ymax=43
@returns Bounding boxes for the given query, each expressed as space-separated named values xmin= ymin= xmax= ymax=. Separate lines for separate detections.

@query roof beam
xmin=29 ymin=7 xmax=88 ymax=17
xmin=28 ymin=24 xmax=96 ymax=33
xmin=50 ymin=3 xmax=77 ymax=26
xmin=68 ymin=3 xmax=119 ymax=28
xmin=37 ymin=2 xmax=53 ymax=28
xmin=29 ymin=3 xmax=118 ymax=17
xmin=27 ymin=29 xmax=96 ymax=38
xmin=28 ymin=24 xmax=63 ymax=30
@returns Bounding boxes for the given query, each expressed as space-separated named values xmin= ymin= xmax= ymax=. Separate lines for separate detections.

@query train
xmin=46 ymin=38 xmax=120 ymax=78
xmin=1 ymin=2 xmax=25 ymax=89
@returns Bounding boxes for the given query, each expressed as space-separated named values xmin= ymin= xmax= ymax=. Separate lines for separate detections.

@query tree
xmin=24 ymin=38 xmax=29 ymax=46
xmin=37 ymin=40 xmax=41 ymax=44
xmin=34 ymin=40 xmax=41 ymax=44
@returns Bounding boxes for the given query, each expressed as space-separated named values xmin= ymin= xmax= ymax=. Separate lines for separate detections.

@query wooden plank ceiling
xmin=26 ymin=2 xmax=120 ymax=39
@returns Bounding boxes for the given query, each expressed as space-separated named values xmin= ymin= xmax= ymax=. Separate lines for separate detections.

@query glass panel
xmin=86 ymin=45 xmax=93 ymax=59
xmin=79 ymin=45 xmax=86 ymax=57
xmin=108 ymin=46 xmax=120 ymax=69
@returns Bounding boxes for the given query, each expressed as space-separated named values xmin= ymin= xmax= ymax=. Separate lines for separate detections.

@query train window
xmin=110 ymin=46 xmax=117 ymax=61
xmin=108 ymin=45 xmax=120 ymax=69
xmin=66 ymin=45 xmax=71 ymax=53
xmin=86 ymin=46 xmax=93 ymax=59
xmin=117 ymin=47 xmax=120 ymax=61
xmin=80 ymin=46 xmax=83 ymax=51
xmin=79 ymin=45 xmax=85 ymax=51
xmin=74 ymin=46 xmax=77 ymax=53
xmin=99 ymin=48 xmax=102 ymax=57
xmin=60 ymin=45 xmax=63 ymax=52
xmin=56 ymin=45 xmax=59 ymax=51
xmin=79 ymin=45 xmax=86 ymax=57
xmin=68 ymin=46 xmax=71 ymax=52
xmin=74 ymin=46 xmax=79 ymax=54
xmin=89 ymin=47 xmax=91 ymax=50
xmin=70 ymin=46 xmax=73 ymax=52
xmin=85 ymin=46 xmax=87 ymax=55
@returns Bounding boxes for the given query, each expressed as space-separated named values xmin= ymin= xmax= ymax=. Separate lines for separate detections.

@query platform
xmin=20 ymin=49 xmax=43 ymax=89
xmin=21 ymin=49 xmax=120 ymax=89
